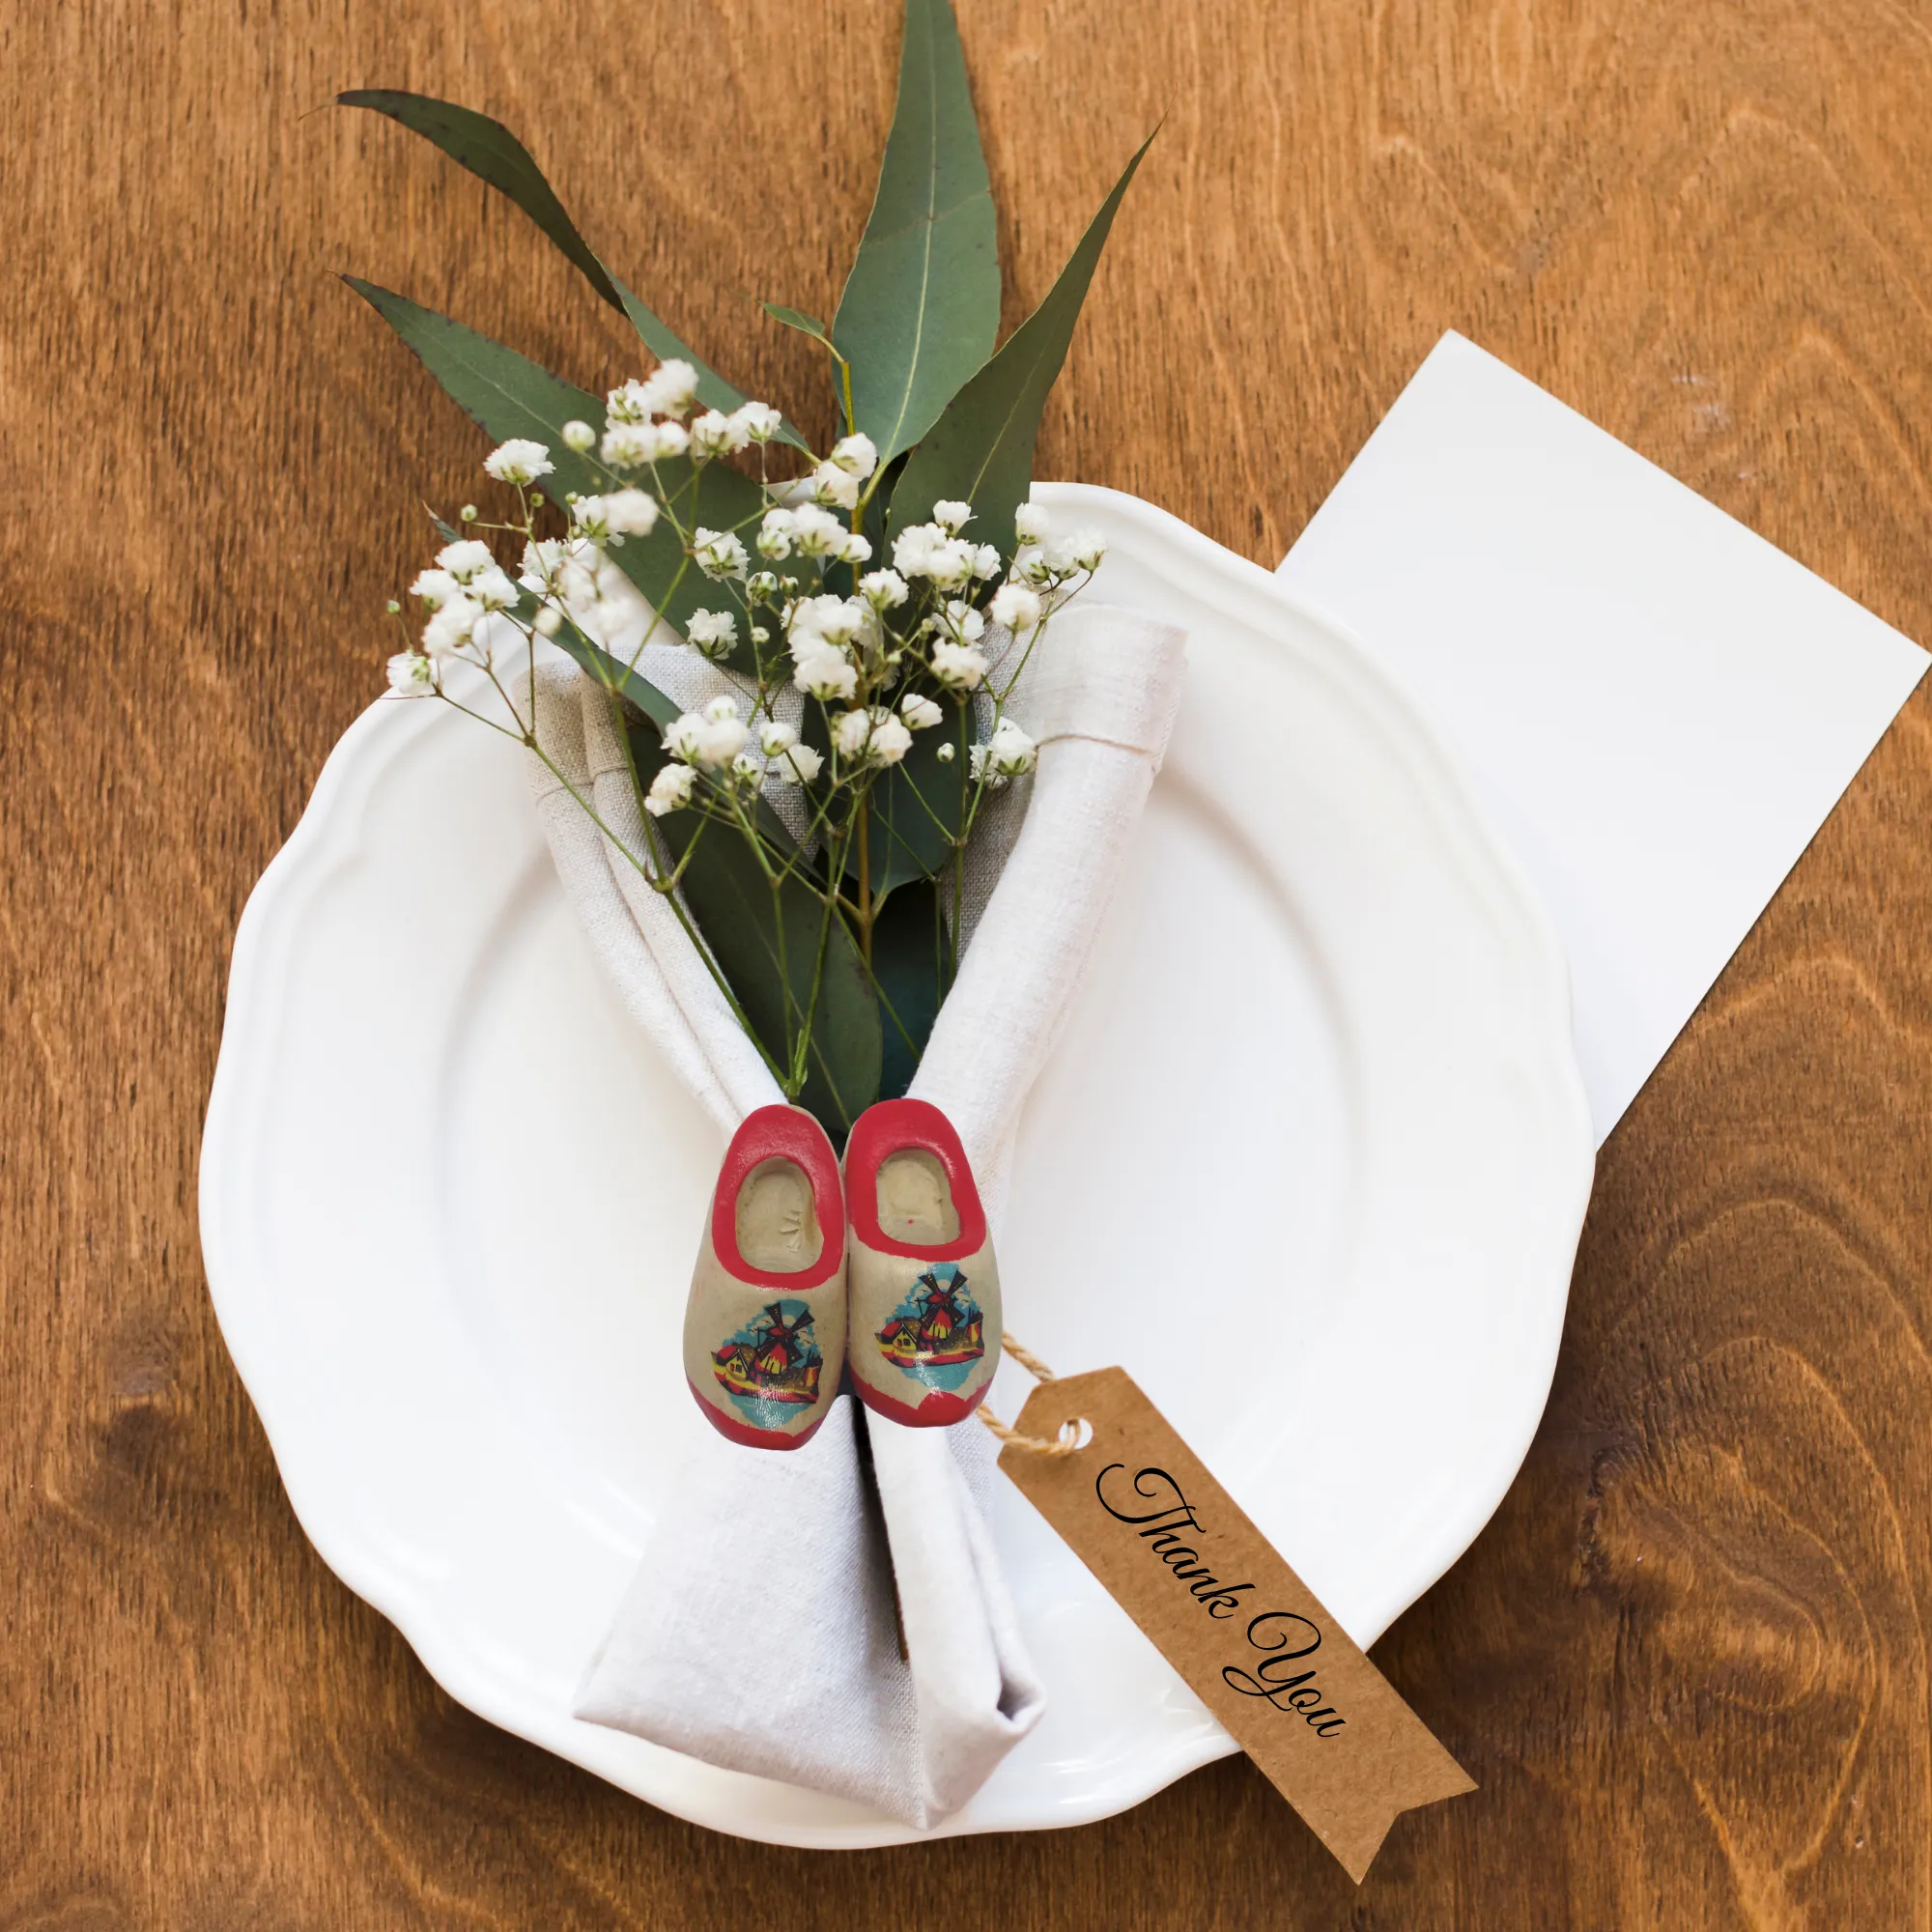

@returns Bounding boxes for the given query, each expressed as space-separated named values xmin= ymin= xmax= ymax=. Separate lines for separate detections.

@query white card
xmin=1277 ymin=331 xmax=1929 ymax=1143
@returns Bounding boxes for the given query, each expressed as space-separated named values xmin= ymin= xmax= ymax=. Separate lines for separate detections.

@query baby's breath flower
xmin=607 ymin=380 xmax=652 ymax=425
xmin=730 ymin=401 xmax=783 ymax=443
xmin=469 ymin=563 xmax=519 ymax=611
xmin=667 ymin=696 xmax=749 ymax=768
xmin=970 ymin=543 xmax=1002 ymax=580
xmin=932 ymin=499 xmax=973 ymax=533
xmin=938 ymin=598 xmax=987 ymax=643
xmin=929 ymin=639 xmax=988 ymax=691
xmin=859 ymin=568 xmax=909 ymax=611
xmin=410 ymin=566 xmax=462 ymax=609
xmin=421 ymin=593 xmax=482 ymax=660
xmin=518 ymin=539 xmax=562 ymax=596
xmin=794 ymin=649 xmax=859 ymax=702
xmin=386 ymin=650 xmax=434 ymax=694
xmin=436 ymin=539 xmax=496 ymax=583
xmin=605 ymin=488 xmax=660 ymax=536
xmin=685 ymin=609 xmax=738 ymax=660
xmin=1011 ymin=543 xmax=1056 ymax=586
xmin=973 ymin=716 xmax=1037 ymax=783
xmin=533 ymin=606 xmax=563 ymax=638
xmin=869 ymin=713 xmax=913 ymax=764
xmin=830 ymin=432 xmax=879 ymax=478
xmin=838 ymin=532 xmax=873 ymax=566
xmin=730 ymin=751 xmax=763 ymax=783
xmin=893 ymin=523 xmax=976 ymax=587
xmin=935 ymin=741 xmax=956 ymax=762
xmin=1068 ymin=528 xmax=1109 ymax=571
xmin=519 ymin=535 xmax=620 ymax=612
xmin=810 ymin=462 xmax=861 ymax=511
xmin=639 ymin=359 xmax=699 ymax=419
xmin=460 ymin=503 xmax=479 ymax=523
xmin=572 ymin=496 xmax=612 ymax=541
xmin=561 ymin=419 xmax=598 ymax=453
xmin=484 ymin=438 xmax=553 ymax=486
xmin=691 ymin=408 xmax=750 ymax=458
xmin=645 ymin=763 xmax=695 ymax=816
xmin=600 ymin=421 xmax=659 ymax=469
xmin=755 ymin=508 xmax=796 ymax=560
xmin=772 ymin=740 xmax=824 ymax=784
xmin=1014 ymin=501 xmax=1051 ymax=544
xmin=693 ymin=528 xmax=750 ymax=580
xmin=759 ymin=721 xmax=799 ymax=757
xmin=990 ymin=582 xmax=1042 ymax=633
xmin=787 ymin=593 xmax=866 ymax=655
xmin=789 ymin=503 xmax=846 ymax=557
xmin=653 ymin=420 xmax=692 ymax=460
xmin=746 ymin=570 xmax=781 ymax=603
xmin=900 ymin=692 xmax=944 ymax=730
xmin=833 ymin=708 xmax=895 ymax=762
xmin=830 ymin=709 xmax=867 ymax=758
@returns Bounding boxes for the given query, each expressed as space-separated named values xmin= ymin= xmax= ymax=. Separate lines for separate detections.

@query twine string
xmin=977 ymin=1334 xmax=1089 ymax=1457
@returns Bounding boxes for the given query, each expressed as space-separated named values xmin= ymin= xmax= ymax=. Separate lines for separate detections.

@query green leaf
xmin=345 ymin=277 xmax=767 ymax=656
xmin=889 ymin=130 xmax=1153 ymax=552
xmin=763 ymin=303 xmax=840 ymax=359
xmin=621 ymin=710 xmax=882 ymax=1135
xmin=341 ymin=89 xmax=624 ymax=307
xmin=833 ymin=0 xmax=999 ymax=464
xmin=338 ymin=90 xmax=808 ymax=447
xmin=870 ymin=877 xmax=952 ymax=1100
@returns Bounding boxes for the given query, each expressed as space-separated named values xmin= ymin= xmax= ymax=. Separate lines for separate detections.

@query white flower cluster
xmin=593 ymin=362 xmax=782 ymax=473
xmin=393 ymin=536 xmax=523 ymax=679
xmin=385 ymin=412 xmax=1073 ymax=878
xmin=758 ymin=502 xmax=866 ymax=565
xmin=809 ymin=432 xmax=880 ymax=511
xmin=647 ymin=695 xmax=824 ymax=816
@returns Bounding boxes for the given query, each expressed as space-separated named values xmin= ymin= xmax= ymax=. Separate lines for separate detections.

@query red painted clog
xmin=682 ymin=1104 xmax=847 ymax=1450
xmin=843 ymin=1098 xmax=1002 ymax=1427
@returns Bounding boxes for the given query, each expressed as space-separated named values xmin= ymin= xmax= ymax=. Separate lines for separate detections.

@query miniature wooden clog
xmin=682 ymin=1104 xmax=847 ymax=1450
xmin=842 ymin=1098 xmax=1002 ymax=1427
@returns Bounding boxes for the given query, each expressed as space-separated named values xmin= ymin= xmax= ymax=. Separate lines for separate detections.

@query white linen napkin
xmin=518 ymin=597 xmax=1187 ymax=1827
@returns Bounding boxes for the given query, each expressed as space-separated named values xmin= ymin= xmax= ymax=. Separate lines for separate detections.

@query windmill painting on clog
xmin=683 ymin=1105 xmax=847 ymax=1449
xmin=843 ymin=1099 xmax=1001 ymax=1426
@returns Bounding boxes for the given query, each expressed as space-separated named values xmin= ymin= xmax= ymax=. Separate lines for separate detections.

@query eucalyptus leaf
xmin=622 ymin=710 xmax=882 ymax=1135
xmin=346 ymin=277 xmax=766 ymax=654
xmin=834 ymin=0 xmax=999 ymax=463
xmin=762 ymin=302 xmax=840 ymax=359
xmin=339 ymin=90 xmax=808 ymax=447
xmin=870 ymin=877 xmax=952 ymax=1101
xmin=889 ymin=130 xmax=1153 ymax=551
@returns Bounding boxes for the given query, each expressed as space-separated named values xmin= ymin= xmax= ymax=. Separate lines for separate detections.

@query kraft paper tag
xmin=999 ymin=1368 xmax=1475 ymax=1881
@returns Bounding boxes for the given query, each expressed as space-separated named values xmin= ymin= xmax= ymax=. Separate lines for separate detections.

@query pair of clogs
xmin=682 ymin=1098 xmax=1002 ymax=1450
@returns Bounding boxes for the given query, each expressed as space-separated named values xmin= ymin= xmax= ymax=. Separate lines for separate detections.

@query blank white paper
xmin=1278 ymin=331 xmax=1928 ymax=1143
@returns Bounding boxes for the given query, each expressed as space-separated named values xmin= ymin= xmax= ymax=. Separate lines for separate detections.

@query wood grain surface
xmin=5 ymin=0 xmax=1930 ymax=1923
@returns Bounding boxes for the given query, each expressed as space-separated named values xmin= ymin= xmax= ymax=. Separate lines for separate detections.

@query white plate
xmin=200 ymin=483 xmax=1593 ymax=1847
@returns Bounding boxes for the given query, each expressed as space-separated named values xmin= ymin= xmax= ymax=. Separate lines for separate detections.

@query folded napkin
xmin=521 ymin=594 xmax=1186 ymax=1827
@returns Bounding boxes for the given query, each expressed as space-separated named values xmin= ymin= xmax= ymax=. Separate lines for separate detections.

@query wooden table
xmin=8 ymin=0 xmax=1930 ymax=1921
